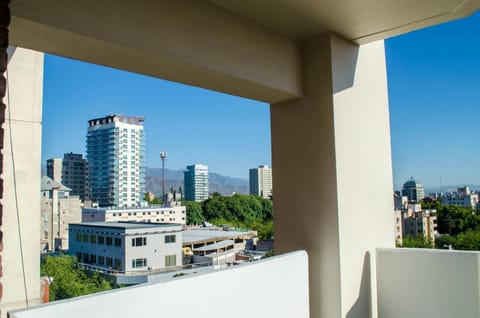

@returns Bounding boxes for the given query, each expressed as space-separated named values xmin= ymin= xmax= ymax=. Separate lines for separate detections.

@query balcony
xmin=10 ymin=252 xmax=310 ymax=318
xmin=9 ymin=248 xmax=480 ymax=318
xmin=3 ymin=1 xmax=480 ymax=317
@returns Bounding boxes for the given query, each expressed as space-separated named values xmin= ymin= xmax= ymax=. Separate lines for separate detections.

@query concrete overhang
xmin=8 ymin=0 xmax=480 ymax=103
xmin=209 ymin=0 xmax=480 ymax=44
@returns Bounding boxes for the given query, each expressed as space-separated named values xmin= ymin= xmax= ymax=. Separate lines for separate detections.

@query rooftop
xmin=70 ymin=222 xmax=182 ymax=230
xmin=183 ymin=229 xmax=255 ymax=244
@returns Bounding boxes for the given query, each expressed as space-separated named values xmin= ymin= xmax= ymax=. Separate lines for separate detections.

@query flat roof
xmin=183 ymin=229 xmax=255 ymax=245
xmin=70 ymin=222 xmax=181 ymax=230
xmin=193 ymin=240 xmax=234 ymax=252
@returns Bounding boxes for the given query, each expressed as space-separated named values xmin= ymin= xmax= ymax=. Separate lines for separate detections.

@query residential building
xmin=403 ymin=209 xmax=438 ymax=244
xmin=82 ymin=205 xmax=187 ymax=226
xmin=46 ymin=158 xmax=62 ymax=182
xmin=68 ymin=222 xmax=182 ymax=273
xmin=442 ymin=186 xmax=479 ymax=209
xmin=393 ymin=191 xmax=408 ymax=210
xmin=40 ymin=176 xmax=81 ymax=252
xmin=62 ymin=152 xmax=88 ymax=199
xmin=183 ymin=164 xmax=208 ymax=202
xmin=249 ymin=165 xmax=273 ymax=199
xmin=86 ymin=114 xmax=145 ymax=207
xmin=401 ymin=177 xmax=425 ymax=203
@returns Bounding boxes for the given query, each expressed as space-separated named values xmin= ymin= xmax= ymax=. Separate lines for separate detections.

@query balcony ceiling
xmin=208 ymin=0 xmax=480 ymax=43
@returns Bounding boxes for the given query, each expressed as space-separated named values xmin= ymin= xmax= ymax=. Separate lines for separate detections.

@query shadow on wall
xmin=346 ymin=251 xmax=371 ymax=318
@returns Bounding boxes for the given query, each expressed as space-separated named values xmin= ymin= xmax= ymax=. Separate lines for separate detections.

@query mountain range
xmin=145 ymin=167 xmax=248 ymax=196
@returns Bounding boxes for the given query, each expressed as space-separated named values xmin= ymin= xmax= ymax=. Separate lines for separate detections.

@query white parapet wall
xmin=9 ymin=251 xmax=309 ymax=318
xmin=377 ymin=248 xmax=480 ymax=318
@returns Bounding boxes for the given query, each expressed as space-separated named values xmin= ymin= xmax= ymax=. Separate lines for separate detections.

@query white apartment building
xmin=68 ymin=222 xmax=182 ymax=273
xmin=86 ymin=114 xmax=145 ymax=207
xmin=249 ymin=165 xmax=273 ymax=199
xmin=442 ymin=186 xmax=479 ymax=209
xmin=184 ymin=164 xmax=209 ymax=202
xmin=82 ymin=205 xmax=186 ymax=226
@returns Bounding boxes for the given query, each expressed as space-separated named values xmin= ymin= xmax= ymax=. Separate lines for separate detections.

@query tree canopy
xmin=41 ymin=254 xmax=115 ymax=301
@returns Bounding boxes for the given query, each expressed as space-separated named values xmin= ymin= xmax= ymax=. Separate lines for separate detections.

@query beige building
xmin=249 ymin=165 xmax=273 ymax=199
xmin=40 ymin=176 xmax=81 ymax=252
xmin=403 ymin=209 xmax=438 ymax=245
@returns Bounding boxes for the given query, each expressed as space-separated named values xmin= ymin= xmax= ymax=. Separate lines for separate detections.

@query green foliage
xmin=184 ymin=201 xmax=205 ymax=225
xmin=397 ymin=235 xmax=433 ymax=248
xmin=41 ymin=255 xmax=115 ymax=301
xmin=436 ymin=231 xmax=480 ymax=251
xmin=184 ymin=194 xmax=274 ymax=238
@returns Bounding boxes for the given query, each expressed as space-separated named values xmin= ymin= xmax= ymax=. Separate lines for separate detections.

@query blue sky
xmin=42 ymin=11 xmax=480 ymax=185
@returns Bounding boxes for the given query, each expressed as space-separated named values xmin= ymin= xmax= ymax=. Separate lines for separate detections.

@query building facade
xmin=184 ymin=164 xmax=209 ymax=202
xmin=62 ymin=152 xmax=88 ymax=199
xmin=249 ymin=165 xmax=273 ymax=199
xmin=401 ymin=177 xmax=425 ymax=203
xmin=86 ymin=114 xmax=146 ymax=207
xmin=46 ymin=158 xmax=63 ymax=182
xmin=40 ymin=176 xmax=81 ymax=252
xmin=82 ymin=205 xmax=187 ymax=226
xmin=442 ymin=186 xmax=479 ymax=209
xmin=68 ymin=222 xmax=182 ymax=273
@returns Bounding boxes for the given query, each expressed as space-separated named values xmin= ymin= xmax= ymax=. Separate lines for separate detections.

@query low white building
xmin=68 ymin=222 xmax=182 ymax=273
xmin=82 ymin=205 xmax=186 ymax=226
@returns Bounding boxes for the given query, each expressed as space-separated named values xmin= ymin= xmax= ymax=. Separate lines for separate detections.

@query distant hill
xmin=145 ymin=167 xmax=248 ymax=196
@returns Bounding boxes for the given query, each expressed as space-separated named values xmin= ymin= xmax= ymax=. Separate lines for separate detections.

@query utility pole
xmin=160 ymin=152 xmax=167 ymax=206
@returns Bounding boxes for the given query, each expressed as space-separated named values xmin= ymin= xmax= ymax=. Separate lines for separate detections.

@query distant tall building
xmin=46 ymin=158 xmax=63 ymax=182
xmin=86 ymin=114 xmax=145 ymax=207
xmin=184 ymin=164 xmax=209 ymax=202
xmin=46 ymin=153 xmax=88 ymax=199
xmin=62 ymin=152 xmax=88 ymax=199
xmin=249 ymin=165 xmax=273 ymax=199
xmin=401 ymin=177 xmax=425 ymax=203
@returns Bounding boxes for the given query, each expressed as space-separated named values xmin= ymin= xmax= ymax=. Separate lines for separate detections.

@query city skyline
xmin=42 ymin=11 xmax=480 ymax=187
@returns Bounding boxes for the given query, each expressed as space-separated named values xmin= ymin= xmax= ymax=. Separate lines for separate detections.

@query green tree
xmin=184 ymin=201 xmax=205 ymax=225
xmin=41 ymin=255 xmax=115 ymax=301
xmin=397 ymin=235 xmax=433 ymax=248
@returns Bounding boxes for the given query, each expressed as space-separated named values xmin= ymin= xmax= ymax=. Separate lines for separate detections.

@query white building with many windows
xmin=249 ymin=165 xmax=273 ymax=199
xmin=184 ymin=164 xmax=209 ymax=202
xmin=86 ymin=114 xmax=146 ymax=207
xmin=68 ymin=222 xmax=182 ymax=273
xmin=82 ymin=205 xmax=187 ymax=226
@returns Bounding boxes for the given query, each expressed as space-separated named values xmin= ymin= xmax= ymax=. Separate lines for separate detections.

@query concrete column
xmin=271 ymin=34 xmax=394 ymax=318
xmin=1 ymin=47 xmax=43 ymax=317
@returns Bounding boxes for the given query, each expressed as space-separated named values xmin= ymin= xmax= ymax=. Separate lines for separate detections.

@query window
xmin=98 ymin=236 xmax=105 ymax=244
xmin=76 ymin=232 xmax=82 ymax=242
xmin=83 ymin=234 xmax=89 ymax=243
xmin=114 ymin=237 xmax=122 ymax=247
xmin=165 ymin=255 xmax=176 ymax=267
xmin=106 ymin=257 xmax=113 ymax=267
xmin=114 ymin=259 xmax=122 ymax=270
xmin=90 ymin=235 xmax=97 ymax=244
xmin=106 ymin=236 xmax=113 ymax=246
xmin=98 ymin=256 xmax=105 ymax=265
xmin=76 ymin=252 xmax=82 ymax=260
xmin=132 ymin=237 xmax=147 ymax=247
xmin=165 ymin=235 xmax=176 ymax=244
xmin=132 ymin=258 xmax=147 ymax=268
xmin=91 ymin=254 xmax=97 ymax=264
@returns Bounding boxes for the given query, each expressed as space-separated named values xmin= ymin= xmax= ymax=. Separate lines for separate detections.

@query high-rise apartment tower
xmin=86 ymin=114 xmax=145 ymax=207
xmin=184 ymin=164 xmax=209 ymax=202
xmin=249 ymin=165 xmax=273 ymax=199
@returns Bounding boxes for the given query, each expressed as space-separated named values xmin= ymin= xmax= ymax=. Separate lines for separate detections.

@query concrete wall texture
xmin=1 ymin=47 xmax=44 ymax=317
xmin=377 ymin=248 xmax=480 ymax=318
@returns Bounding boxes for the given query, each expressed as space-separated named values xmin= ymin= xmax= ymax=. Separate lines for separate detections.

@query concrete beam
xmin=10 ymin=0 xmax=301 ymax=103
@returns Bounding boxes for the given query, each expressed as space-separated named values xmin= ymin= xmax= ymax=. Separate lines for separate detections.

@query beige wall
xmin=1 ymin=47 xmax=44 ymax=316
xmin=272 ymin=34 xmax=394 ymax=318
